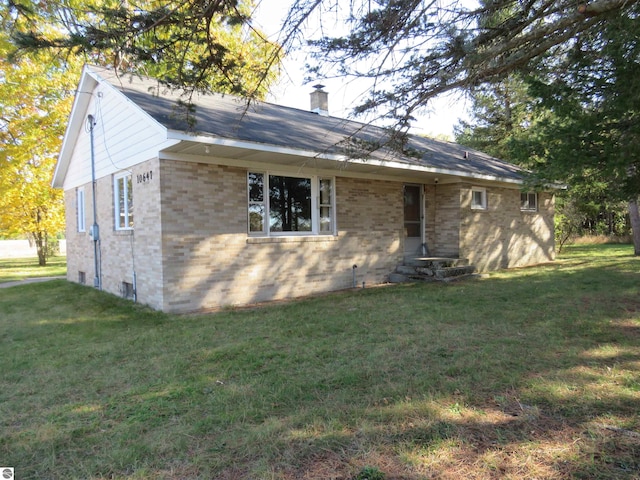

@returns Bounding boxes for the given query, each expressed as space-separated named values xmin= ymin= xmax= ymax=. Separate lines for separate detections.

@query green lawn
xmin=0 ymin=255 xmax=67 ymax=283
xmin=0 ymin=244 xmax=638 ymax=479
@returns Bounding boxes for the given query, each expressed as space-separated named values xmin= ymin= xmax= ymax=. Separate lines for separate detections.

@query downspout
xmin=87 ymin=114 xmax=101 ymax=290
xmin=130 ymin=233 xmax=137 ymax=303
xmin=133 ymin=270 xmax=137 ymax=303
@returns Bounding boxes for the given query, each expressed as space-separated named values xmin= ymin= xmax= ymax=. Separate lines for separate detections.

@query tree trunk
xmin=31 ymin=231 xmax=48 ymax=266
xmin=629 ymin=199 xmax=640 ymax=256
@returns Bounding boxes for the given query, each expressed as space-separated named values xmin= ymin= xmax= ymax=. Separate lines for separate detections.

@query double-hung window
xmin=77 ymin=187 xmax=86 ymax=232
xmin=114 ymin=172 xmax=133 ymax=230
xmin=520 ymin=192 xmax=537 ymax=212
xmin=248 ymin=172 xmax=335 ymax=235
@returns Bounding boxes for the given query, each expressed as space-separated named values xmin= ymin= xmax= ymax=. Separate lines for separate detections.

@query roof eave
xmin=166 ymin=130 xmax=525 ymax=185
xmin=52 ymin=65 xmax=99 ymax=188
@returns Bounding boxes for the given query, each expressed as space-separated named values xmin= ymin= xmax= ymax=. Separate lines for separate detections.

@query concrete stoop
xmin=389 ymin=257 xmax=478 ymax=283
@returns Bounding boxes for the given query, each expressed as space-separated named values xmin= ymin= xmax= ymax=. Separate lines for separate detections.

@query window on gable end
xmin=520 ymin=192 xmax=537 ymax=212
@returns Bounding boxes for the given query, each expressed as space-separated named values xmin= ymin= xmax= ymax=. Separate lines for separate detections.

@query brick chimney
xmin=310 ymin=84 xmax=329 ymax=116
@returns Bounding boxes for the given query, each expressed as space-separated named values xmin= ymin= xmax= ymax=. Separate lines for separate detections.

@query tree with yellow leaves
xmin=1 ymin=0 xmax=280 ymax=266
xmin=0 ymin=45 xmax=76 ymax=265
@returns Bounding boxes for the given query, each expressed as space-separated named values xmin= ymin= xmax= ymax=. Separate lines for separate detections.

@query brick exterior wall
xmin=64 ymin=158 xmax=164 ymax=309
xmin=158 ymin=161 xmax=404 ymax=312
xmin=458 ymin=184 xmax=555 ymax=270
xmin=422 ymin=182 xmax=554 ymax=270
xmin=424 ymin=183 xmax=461 ymax=257
xmin=64 ymin=188 xmax=95 ymax=286
xmin=64 ymin=159 xmax=555 ymax=313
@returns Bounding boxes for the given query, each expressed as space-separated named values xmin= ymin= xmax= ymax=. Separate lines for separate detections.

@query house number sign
xmin=137 ymin=171 xmax=153 ymax=184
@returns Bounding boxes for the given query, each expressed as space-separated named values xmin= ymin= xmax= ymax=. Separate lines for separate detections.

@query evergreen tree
xmin=523 ymin=4 xmax=640 ymax=251
xmin=291 ymin=0 xmax=637 ymax=127
xmin=454 ymin=74 xmax=632 ymax=244
xmin=454 ymin=74 xmax=533 ymax=163
xmin=6 ymin=0 xmax=280 ymax=98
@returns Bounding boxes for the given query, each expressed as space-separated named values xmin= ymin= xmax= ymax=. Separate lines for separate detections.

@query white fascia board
xmin=347 ymin=158 xmax=525 ymax=185
xmin=166 ymin=130 xmax=525 ymax=186
xmin=53 ymin=65 xmax=97 ymax=188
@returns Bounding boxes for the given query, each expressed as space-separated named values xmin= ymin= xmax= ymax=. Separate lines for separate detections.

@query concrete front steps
xmin=389 ymin=257 xmax=478 ymax=283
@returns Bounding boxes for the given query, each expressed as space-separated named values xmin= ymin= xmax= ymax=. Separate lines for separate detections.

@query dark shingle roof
xmin=93 ymin=66 xmax=524 ymax=183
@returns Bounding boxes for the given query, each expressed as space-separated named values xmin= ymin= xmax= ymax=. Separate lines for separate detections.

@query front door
xmin=404 ymin=184 xmax=423 ymax=256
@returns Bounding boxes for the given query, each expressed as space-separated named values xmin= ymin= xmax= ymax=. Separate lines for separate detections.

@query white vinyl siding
xmin=60 ymin=79 xmax=177 ymax=191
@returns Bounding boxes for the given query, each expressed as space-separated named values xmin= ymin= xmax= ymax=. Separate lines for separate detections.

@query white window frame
xmin=247 ymin=171 xmax=336 ymax=236
xmin=114 ymin=172 xmax=133 ymax=230
xmin=471 ymin=187 xmax=487 ymax=210
xmin=318 ymin=177 xmax=334 ymax=234
xmin=248 ymin=172 xmax=266 ymax=234
xmin=520 ymin=192 xmax=538 ymax=212
xmin=77 ymin=187 xmax=86 ymax=232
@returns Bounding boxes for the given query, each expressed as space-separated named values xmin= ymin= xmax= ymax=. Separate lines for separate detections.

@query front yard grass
xmin=0 ymin=244 xmax=638 ymax=479
xmin=0 ymin=256 xmax=67 ymax=283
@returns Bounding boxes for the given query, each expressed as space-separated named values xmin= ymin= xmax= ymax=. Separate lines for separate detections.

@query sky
xmin=252 ymin=1 xmax=471 ymax=140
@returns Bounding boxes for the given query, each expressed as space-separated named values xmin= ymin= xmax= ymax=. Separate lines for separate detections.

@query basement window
xmin=520 ymin=192 xmax=538 ymax=212
xmin=248 ymin=172 xmax=335 ymax=236
xmin=78 ymin=271 xmax=86 ymax=284
xmin=471 ymin=187 xmax=487 ymax=210
xmin=121 ymin=281 xmax=135 ymax=300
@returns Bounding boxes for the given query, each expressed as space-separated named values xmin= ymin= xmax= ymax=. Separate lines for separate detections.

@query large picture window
xmin=248 ymin=172 xmax=334 ymax=235
xmin=268 ymin=175 xmax=312 ymax=232
xmin=114 ymin=172 xmax=133 ymax=230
